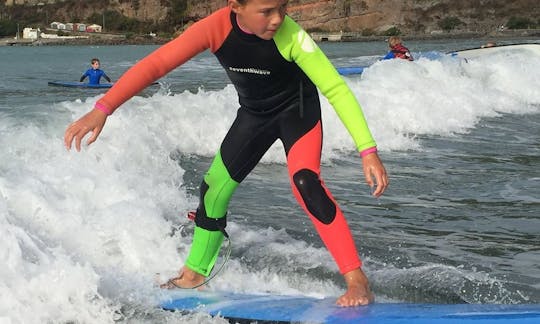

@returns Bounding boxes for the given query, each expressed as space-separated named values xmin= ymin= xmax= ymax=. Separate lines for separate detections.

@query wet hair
xmin=388 ymin=36 xmax=402 ymax=47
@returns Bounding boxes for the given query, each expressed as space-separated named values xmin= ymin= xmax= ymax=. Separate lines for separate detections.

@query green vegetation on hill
xmin=1 ymin=0 xmax=539 ymax=38
xmin=0 ymin=0 xmax=187 ymax=38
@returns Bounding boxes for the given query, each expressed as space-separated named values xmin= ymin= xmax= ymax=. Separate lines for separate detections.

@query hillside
xmin=2 ymin=0 xmax=540 ymax=38
xmin=185 ymin=0 xmax=540 ymax=36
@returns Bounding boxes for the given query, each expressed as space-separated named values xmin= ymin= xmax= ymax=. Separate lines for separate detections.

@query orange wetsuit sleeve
xmin=95 ymin=7 xmax=232 ymax=114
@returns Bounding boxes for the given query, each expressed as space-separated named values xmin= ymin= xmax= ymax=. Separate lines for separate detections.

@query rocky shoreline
xmin=2 ymin=28 xmax=539 ymax=47
xmin=0 ymin=34 xmax=171 ymax=46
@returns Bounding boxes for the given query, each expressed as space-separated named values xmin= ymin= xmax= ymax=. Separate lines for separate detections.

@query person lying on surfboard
xmin=382 ymin=36 xmax=414 ymax=61
xmin=64 ymin=0 xmax=388 ymax=307
xmin=79 ymin=58 xmax=112 ymax=85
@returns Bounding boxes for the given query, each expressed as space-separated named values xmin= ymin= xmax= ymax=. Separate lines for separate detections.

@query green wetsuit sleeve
xmin=274 ymin=17 xmax=376 ymax=152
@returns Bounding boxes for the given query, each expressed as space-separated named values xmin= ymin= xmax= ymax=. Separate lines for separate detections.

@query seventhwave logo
xmin=229 ymin=67 xmax=270 ymax=75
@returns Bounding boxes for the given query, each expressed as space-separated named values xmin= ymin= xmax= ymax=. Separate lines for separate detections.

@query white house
xmin=22 ymin=27 xmax=40 ymax=39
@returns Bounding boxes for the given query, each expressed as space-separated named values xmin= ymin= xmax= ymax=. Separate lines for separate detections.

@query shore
xmin=0 ymin=34 xmax=171 ymax=46
xmin=2 ymin=28 xmax=539 ymax=47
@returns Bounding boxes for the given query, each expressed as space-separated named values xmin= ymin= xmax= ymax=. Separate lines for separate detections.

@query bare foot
xmin=336 ymin=268 xmax=375 ymax=307
xmin=160 ymin=266 xmax=206 ymax=290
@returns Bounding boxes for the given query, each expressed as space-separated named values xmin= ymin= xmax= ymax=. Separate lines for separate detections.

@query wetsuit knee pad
xmin=293 ymin=169 xmax=336 ymax=224
xmin=186 ymin=182 xmax=228 ymax=276
xmin=195 ymin=181 xmax=228 ymax=233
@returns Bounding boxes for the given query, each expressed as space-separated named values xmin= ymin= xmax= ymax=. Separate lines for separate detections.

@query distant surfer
xmin=382 ymin=36 xmax=414 ymax=61
xmin=79 ymin=58 xmax=112 ymax=85
xmin=64 ymin=0 xmax=388 ymax=307
xmin=481 ymin=41 xmax=497 ymax=48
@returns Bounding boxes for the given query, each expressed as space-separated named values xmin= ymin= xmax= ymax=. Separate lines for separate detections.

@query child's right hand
xmin=361 ymin=152 xmax=388 ymax=197
xmin=64 ymin=108 xmax=107 ymax=152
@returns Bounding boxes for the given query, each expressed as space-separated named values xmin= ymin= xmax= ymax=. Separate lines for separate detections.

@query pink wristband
xmin=360 ymin=147 xmax=377 ymax=158
xmin=94 ymin=102 xmax=112 ymax=116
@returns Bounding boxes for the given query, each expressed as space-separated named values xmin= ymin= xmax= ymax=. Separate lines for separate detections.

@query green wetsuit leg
xmin=185 ymin=106 xmax=280 ymax=276
xmin=185 ymin=151 xmax=238 ymax=276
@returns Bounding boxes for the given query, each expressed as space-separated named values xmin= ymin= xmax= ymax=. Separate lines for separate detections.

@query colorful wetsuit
xmin=80 ymin=68 xmax=111 ymax=85
xmin=382 ymin=44 xmax=414 ymax=61
xmin=94 ymin=7 xmax=377 ymax=276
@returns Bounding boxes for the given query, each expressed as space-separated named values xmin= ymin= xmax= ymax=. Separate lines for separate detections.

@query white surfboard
xmin=449 ymin=43 xmax=540 ymax=59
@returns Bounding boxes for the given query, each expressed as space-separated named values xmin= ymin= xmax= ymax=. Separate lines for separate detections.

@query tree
xmin=0 ymin=19 xmax=17 ymax=37
xmin=383 ymin=26 xmax=400 ymax=36
xmin=438 ymin=16 xmax=463 ymax=32
xmin=506 ymin=16 xmax=534 ymax=29
xmin=168 ymin=0 xmax=188 ymax=30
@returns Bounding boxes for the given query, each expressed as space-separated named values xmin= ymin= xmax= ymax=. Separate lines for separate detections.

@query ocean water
xmin=1 ymin=37 xmax=539 ymax=323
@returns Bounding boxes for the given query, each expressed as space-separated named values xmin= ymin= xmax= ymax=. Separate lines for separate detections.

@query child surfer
xmin=64 ymin=0 xmax=388 ymax=307
xmin=382 ymin=36 xmax=414 ymax=61
xmin=80 ymin=58 xmax=112 ymax=85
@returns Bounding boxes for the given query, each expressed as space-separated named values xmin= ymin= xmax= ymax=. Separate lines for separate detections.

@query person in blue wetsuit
xmin=80 ymin=58 xmax=112 ymax=85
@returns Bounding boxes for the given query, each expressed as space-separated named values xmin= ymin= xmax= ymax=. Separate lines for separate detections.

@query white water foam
xmin=1 ymin=47 xmax=539 ymax=322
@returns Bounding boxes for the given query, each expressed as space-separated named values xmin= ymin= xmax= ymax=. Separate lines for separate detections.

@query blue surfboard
xmin=47 ymin=81 xmax=159 ymax=88
xmin=336 ymin=66 xmax=366 ymax=76
xmin=160 ymin=290 xmax=540 ymax=323
xmin=48 ymin=80 xmax=115 ymax=88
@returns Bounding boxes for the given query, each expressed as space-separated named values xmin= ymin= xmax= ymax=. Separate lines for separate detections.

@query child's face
xmin=230 ymin=0 xmax=288 ymax=40
xmin=92 ymin=61 xmax=100 ymax=70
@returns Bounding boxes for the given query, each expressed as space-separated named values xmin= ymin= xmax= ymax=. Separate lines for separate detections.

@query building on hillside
xmin=310 ymin=32 xmax=344 ymax=42
xmin=75 ymin=23 xmax=86 ymax=32
xmin=86 ymin=24 xmax=102 ymax=33
xmin=5 ymin=0 xmax=61 ymax=5
xmin=50 ymin=21 xmax=88 ymax=32
xmin=22 ymin=27 xmax=40 ymax=39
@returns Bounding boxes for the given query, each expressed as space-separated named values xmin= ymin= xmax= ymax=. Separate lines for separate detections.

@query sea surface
xmin=1 ymin=37 xmax=539 ymax=323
